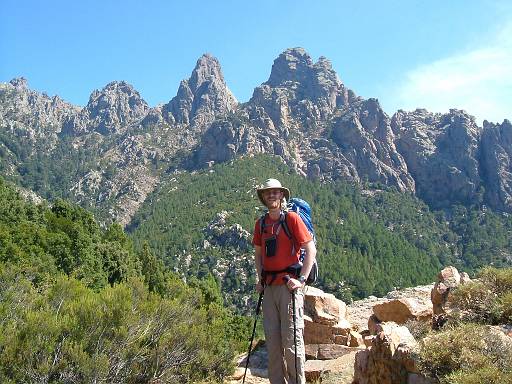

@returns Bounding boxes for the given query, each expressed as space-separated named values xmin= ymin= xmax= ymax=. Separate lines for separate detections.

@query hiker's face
xmin=263 ymin=189 xmax=283 ymax=209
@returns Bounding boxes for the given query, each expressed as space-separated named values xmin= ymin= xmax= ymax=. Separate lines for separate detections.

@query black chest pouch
xmin=264 ymin=235 xmax=277 ymax=257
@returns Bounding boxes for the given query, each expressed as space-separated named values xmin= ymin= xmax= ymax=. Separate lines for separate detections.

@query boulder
xmin=431 ymin=266 xmax=463 ymax=316
xmin=304 ymin=315 xmax=352 ymax=344
xmin=353 ymin=325 xmax=419 ymax=384
xmin=304 ymin=286 xmax=347 ymax=325
xmin=438 ymin=266 xmax=461 ymax=287
xmin=373 ymin=298 xmax=432 ymax=324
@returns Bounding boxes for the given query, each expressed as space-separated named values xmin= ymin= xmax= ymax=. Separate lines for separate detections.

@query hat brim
xmin=257 ymin=187 xmax=290 ymax=206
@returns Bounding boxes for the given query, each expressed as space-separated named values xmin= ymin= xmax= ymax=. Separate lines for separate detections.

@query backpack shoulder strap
xmin=280 ymin=212 xmax=293 ymax=240
xmin=259 ymin=213 xmax=267 ymax=235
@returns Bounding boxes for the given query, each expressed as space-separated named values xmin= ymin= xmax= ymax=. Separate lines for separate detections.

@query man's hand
xmin=256 ymin=280 xmax=264 ymax=293
xmin=284 ymin=276 xmax=304 ymax=292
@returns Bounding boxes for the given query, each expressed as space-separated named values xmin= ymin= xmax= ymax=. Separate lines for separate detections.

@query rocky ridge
xmin=230 ymin=266 xmax=512 ymax=384
xmin=1 ymin=48 xmax=512 ymax=225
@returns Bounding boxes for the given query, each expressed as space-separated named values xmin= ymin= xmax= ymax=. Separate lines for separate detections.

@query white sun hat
xmin=256 ymin=178 xmax=290 ymax=206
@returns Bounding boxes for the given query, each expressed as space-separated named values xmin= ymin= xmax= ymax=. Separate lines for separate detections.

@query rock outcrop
xmin=163 ymin=54 xmax=237 ymax=129
xmin=64 ymin=81 xmax=150 ymax=135
xmin=480 ymin=119 xmax=512 ymax=212
xmin=353 ymin=324 xmax=436 ymax=384
xmin=230 ymin=266 xmax=511 ymax=384
xmin=431 ymin=265 xmax=470 ymax=325
xmin=392 ymin=108 xmax=482 ymax=208
xmin=0 ymin=77 xmax=80 ymax=139
xmin=204 ymin=211 xmax=252 ymax=249
xmin=197 ymin=48 xmax=414 ymax=192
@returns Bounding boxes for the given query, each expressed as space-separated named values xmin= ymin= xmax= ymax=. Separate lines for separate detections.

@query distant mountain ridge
xmin=1 ymin=47 xmax=511 ymax=225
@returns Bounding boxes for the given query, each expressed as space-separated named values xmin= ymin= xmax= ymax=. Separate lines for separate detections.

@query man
xmin=252 ymin=178 xmax=317 ymax=384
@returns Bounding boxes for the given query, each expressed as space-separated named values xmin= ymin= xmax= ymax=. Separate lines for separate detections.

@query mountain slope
xmin=127 ymin=155 xmax=512 ymax=308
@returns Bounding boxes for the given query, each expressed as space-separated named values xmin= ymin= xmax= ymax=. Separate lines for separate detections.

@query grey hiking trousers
xmin=262 ymin=284 xmax=305 ymax=384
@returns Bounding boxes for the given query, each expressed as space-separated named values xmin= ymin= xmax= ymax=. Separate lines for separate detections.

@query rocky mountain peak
xmin=163 ymin=53 xmax=237 ymax=129
xmin=1 ymin=77 xmax=79 ymax=138
xmin=248 ymin=48 xmax=352 ymax=131
xmin=9 ymin=77 xmax=28 ymax=90
xmin=189 ymin=54 xmax=225 ymax=91
xmin=266 ymin=47 xmax=315 ymax=86
xmin=68 ymin=80 xmax=149 ymax=135
xmin=265 ymin=47 xmax=344 ymax=99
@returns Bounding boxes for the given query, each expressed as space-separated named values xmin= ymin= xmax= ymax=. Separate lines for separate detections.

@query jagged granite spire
xmin=163 ymin=54 xmax=237 ymax=128
xmin=249 ymin=47 xmax=357 ymax=130
xmin=83 ymin=81 xmax=149 ymax=135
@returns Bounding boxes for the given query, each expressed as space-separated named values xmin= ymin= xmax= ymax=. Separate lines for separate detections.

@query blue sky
xmin=1 ymin=0 xmax=511 ymax=124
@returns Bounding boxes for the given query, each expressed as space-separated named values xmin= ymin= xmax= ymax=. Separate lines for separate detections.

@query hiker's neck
xmin=268 ymin=207 xmax=281 ymax=220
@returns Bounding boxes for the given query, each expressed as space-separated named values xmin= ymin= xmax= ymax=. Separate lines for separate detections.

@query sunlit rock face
xmin=392 ymin=108 xmax=482 ymax=208
xmin=480 ymin=119 xmax=512 ymax=212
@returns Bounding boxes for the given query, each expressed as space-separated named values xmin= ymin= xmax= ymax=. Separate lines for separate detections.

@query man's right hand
xmin=256 ymin=280 xmax=264 ymax=293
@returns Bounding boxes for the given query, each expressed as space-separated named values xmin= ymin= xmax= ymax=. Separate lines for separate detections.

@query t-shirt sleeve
xmin=288 ymin=212 xmax=313 ymax=245
xmin=252 ymin=219 xmax=262 ymax=246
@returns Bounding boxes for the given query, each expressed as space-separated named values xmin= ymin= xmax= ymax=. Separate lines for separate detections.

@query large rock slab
xmin=304 ymin=286 xmax=347 ymax=325
xmin=372 ymin=298 xmax=432 ymax=324
xmin=304 ymin=315 xmax=352 ymax=344
xmin=305 ymin=344 xmax=362 ymax=360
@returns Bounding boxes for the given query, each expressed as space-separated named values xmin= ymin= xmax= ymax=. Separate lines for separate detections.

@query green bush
xmin=0 ymin=275 xmax=241 ymax=383
xmin=0 ymin=179 xmax=252 ymax=382
xmin=449 ymin=281 xmax=500 ymax=324
xmin=449 ymin=267 xmax=512 ymax=324
xmin=444 ymin=366 xmax=512 ymax=384
xmin=418 ymin=323 xmax=512 ymax=382
xmin=479 ymin=266 xmax=512 ymax=295
xmin=499 ymin=292 xmax=512 ymax=323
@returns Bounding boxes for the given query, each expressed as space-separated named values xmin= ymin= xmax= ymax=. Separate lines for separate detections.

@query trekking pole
xmin=242 ymin=290 xmax=264 ymax=384
xmin=291 ymin=288 xmax=299 ymax=383
xmin=284 ymin=275 xmax=299 ymax=384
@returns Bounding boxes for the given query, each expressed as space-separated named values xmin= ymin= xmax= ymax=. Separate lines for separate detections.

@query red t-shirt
xmin=252 ymin=211 xmax=313 ymax=285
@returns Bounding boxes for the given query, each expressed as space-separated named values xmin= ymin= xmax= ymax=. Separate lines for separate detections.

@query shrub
xmin=479 ymin=266 xmax=512 ymax=295
xmin=418 ymin=323 xmax=512 ymax=382
xmin=449 ymin=281 xmax=500 ymax=324
xmin=499 ymin=292 xmax=512 ymax=323
xmin=404 ymin=319 xmax=432 ymax=340
xmin=444 ymin=366 xmax=512 ymax=384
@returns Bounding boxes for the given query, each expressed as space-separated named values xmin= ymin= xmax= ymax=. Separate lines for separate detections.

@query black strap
xmin=260 ymin=212 xmax=293 ymax=239
xmin=280 ymin=212 xmax=292 ymax=240
xmin=262 ymin=263 xmax=302 ymax=285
